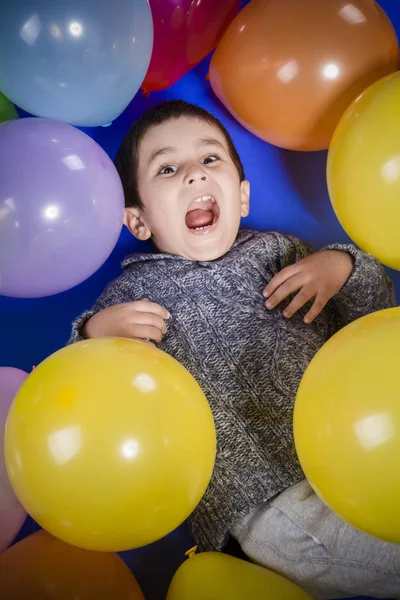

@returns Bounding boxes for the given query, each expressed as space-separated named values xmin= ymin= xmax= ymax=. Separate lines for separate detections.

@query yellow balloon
xmin=327 ymin=70 xmax=400 ymax=269
xmin=294 ymin=307 xmax=400 ymax=543
xmin=0 ymin=530 xmax=144 ymax=600
xmin=5 ymin=338 xmax=216 ymax=551
xmin=166 ymin=552 xmax=312 ymax=600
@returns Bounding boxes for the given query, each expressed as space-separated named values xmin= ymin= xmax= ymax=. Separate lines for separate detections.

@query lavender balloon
xmin=0 ymin=118 xmax=124 ymax=298
xmin=0 ymin=367 xmax=28 ymax=553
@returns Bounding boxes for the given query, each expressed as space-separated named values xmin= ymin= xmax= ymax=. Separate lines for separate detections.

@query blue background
xmin=1 ymin=1 xmax=399 ymax=598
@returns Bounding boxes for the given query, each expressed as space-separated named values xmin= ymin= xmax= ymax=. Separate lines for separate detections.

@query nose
xmin=185 ymin=163 xmax=208 ymax=185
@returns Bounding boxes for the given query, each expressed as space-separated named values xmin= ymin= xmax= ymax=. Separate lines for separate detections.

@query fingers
xmin=130 ymin=324 xmax=165 ymax=343
xmin=131 ymin=310 xmax=168 ymax=334
xmin=281 ymin=286 xmax=315 ymax=319
xmin=279 ymin=291 xmax=328 ymax=323
xmin=265 ymin=273 xmax=305 ymax=310
xmin=263 ymin=265 xmax=297 ymax=299
xmin=303 ymin=295 xmax=329 ymax=324
xmin=134 ymin=338 xmax=155 ymax=347
xmin=133 ymin=300 xmax=170 ymax=321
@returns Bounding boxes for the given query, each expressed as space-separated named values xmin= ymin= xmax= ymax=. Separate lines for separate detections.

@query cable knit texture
xmin=68 ymin=230 xmax=396 ymax=551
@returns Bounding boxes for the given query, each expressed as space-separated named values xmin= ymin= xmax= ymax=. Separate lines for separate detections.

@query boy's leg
xmin=231 ymin=480 xmax=400 ymax=600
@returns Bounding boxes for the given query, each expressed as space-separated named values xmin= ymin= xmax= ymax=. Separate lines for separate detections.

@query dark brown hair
xmin=114 ymin=100 xmax=245 ymax=209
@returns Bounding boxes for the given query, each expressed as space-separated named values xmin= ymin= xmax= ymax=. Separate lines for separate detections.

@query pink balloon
xmin=0 ymin=367 xmax=28 ymax=553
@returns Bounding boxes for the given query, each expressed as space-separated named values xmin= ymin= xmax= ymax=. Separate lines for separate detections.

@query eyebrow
xmin=148 ymin=138 xmax=226 ymax=167
xmin=148 ymin=146 xmax=175 ymax=167
xmin=198 ymin=137 xmax=226 ymax=150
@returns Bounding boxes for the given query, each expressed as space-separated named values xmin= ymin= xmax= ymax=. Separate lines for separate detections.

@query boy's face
xmin=125 ymin=116 xmax=250 ymax=261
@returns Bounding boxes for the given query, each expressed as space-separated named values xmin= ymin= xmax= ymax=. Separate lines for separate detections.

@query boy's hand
xmin=263 ymin=250 xmax=354 ymax=323
xmin=82 ymin=300 xmax=170 ymax=343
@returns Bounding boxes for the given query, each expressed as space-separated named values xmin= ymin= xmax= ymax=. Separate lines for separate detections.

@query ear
xmin=124 ymin=207 xmax=152 ymax=240
xmin=240 ymin=180 xmax=250 ymax=218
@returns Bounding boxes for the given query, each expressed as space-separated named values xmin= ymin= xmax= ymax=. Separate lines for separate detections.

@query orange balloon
xmin=0 ymin=530 xmax=144 ymax=600
xmin=210 ymin=0 xmax=399 ymax=151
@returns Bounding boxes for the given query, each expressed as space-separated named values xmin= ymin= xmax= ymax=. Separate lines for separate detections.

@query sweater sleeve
xmin=320 ymin=243 xmax=397 ymax=326
xmin=67 ymin=272 xmax=140 ymax=345
xmin=269 ymin=232 xmax=396 ymax=326
xmin=272 ymin=232 xmax=316 ymax=269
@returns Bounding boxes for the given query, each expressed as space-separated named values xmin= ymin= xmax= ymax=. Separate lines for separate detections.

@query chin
xmin=185 ymin=234 xmax=236 ymax=262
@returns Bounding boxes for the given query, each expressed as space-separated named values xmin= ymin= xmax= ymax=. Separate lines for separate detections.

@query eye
xmin=158 ymin=165 xmax=177 ymax=175
xmin=202 ymin=154 xmax=220 ymax=165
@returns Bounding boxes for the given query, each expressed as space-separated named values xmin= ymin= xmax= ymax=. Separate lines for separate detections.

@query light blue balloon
xmin=0 ymin=0 xmax=153 ymax=127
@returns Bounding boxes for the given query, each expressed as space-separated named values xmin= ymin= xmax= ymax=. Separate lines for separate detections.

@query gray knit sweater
xmin=68 ymin=229 xmax=396 ymax=551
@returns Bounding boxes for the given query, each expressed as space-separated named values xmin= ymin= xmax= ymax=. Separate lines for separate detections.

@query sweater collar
xmin=121 ymin=229 xmax=251 ymax=269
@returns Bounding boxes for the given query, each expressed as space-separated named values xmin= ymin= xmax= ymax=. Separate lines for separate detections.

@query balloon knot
xmin=185 ymin=546 xmax=198 ymax=559
xmin=141 ymin=88 xmax=150 ymax=98
xmin=205 ymin=73 xmax=210 ymax=81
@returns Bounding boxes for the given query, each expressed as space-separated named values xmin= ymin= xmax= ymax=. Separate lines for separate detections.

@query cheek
xmin=215 ymin=167 xmax=241 ymax=194
xmin=147 ymin=203 xmax=180 ymax=239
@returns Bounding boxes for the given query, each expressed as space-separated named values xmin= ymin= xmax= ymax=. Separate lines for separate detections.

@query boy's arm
xmin=67 ymin=275 xmax=134 ymax=344
xmin=67 ymin=271 xmax=170 ymax=345
xmin=321 ymin=242 xmax=397 ymax=326
xmin=265 ymin=232 xmax=396 ymax=326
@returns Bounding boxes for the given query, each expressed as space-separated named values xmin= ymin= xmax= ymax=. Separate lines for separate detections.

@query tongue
xmin=185 ymin=209 xmax=214 ymax=229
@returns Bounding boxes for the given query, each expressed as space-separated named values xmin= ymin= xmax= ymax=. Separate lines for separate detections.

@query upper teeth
xmin=194 ymin=195 xmax=215 ymax=203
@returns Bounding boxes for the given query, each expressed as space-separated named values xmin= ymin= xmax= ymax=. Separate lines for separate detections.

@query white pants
xmin=231 ymin=480 xmax=400 ymax=599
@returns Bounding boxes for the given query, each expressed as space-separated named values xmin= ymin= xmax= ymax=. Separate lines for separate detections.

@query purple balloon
xmin=0 ymin=367 xmax=28 ymax=553
xmin=0 ymin=118 xmax=124 ymax=298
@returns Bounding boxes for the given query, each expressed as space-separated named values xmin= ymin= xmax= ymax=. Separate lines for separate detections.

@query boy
xmin=69 ymin=101 xmax=400 ymax=598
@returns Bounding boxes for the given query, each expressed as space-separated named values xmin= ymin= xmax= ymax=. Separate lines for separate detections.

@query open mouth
xmin=185 ymin=194 xmax=220 ymax=234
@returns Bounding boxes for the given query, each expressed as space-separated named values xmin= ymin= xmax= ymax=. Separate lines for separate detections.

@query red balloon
xmin=142 ymin=0 xmax=241 ymax=93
